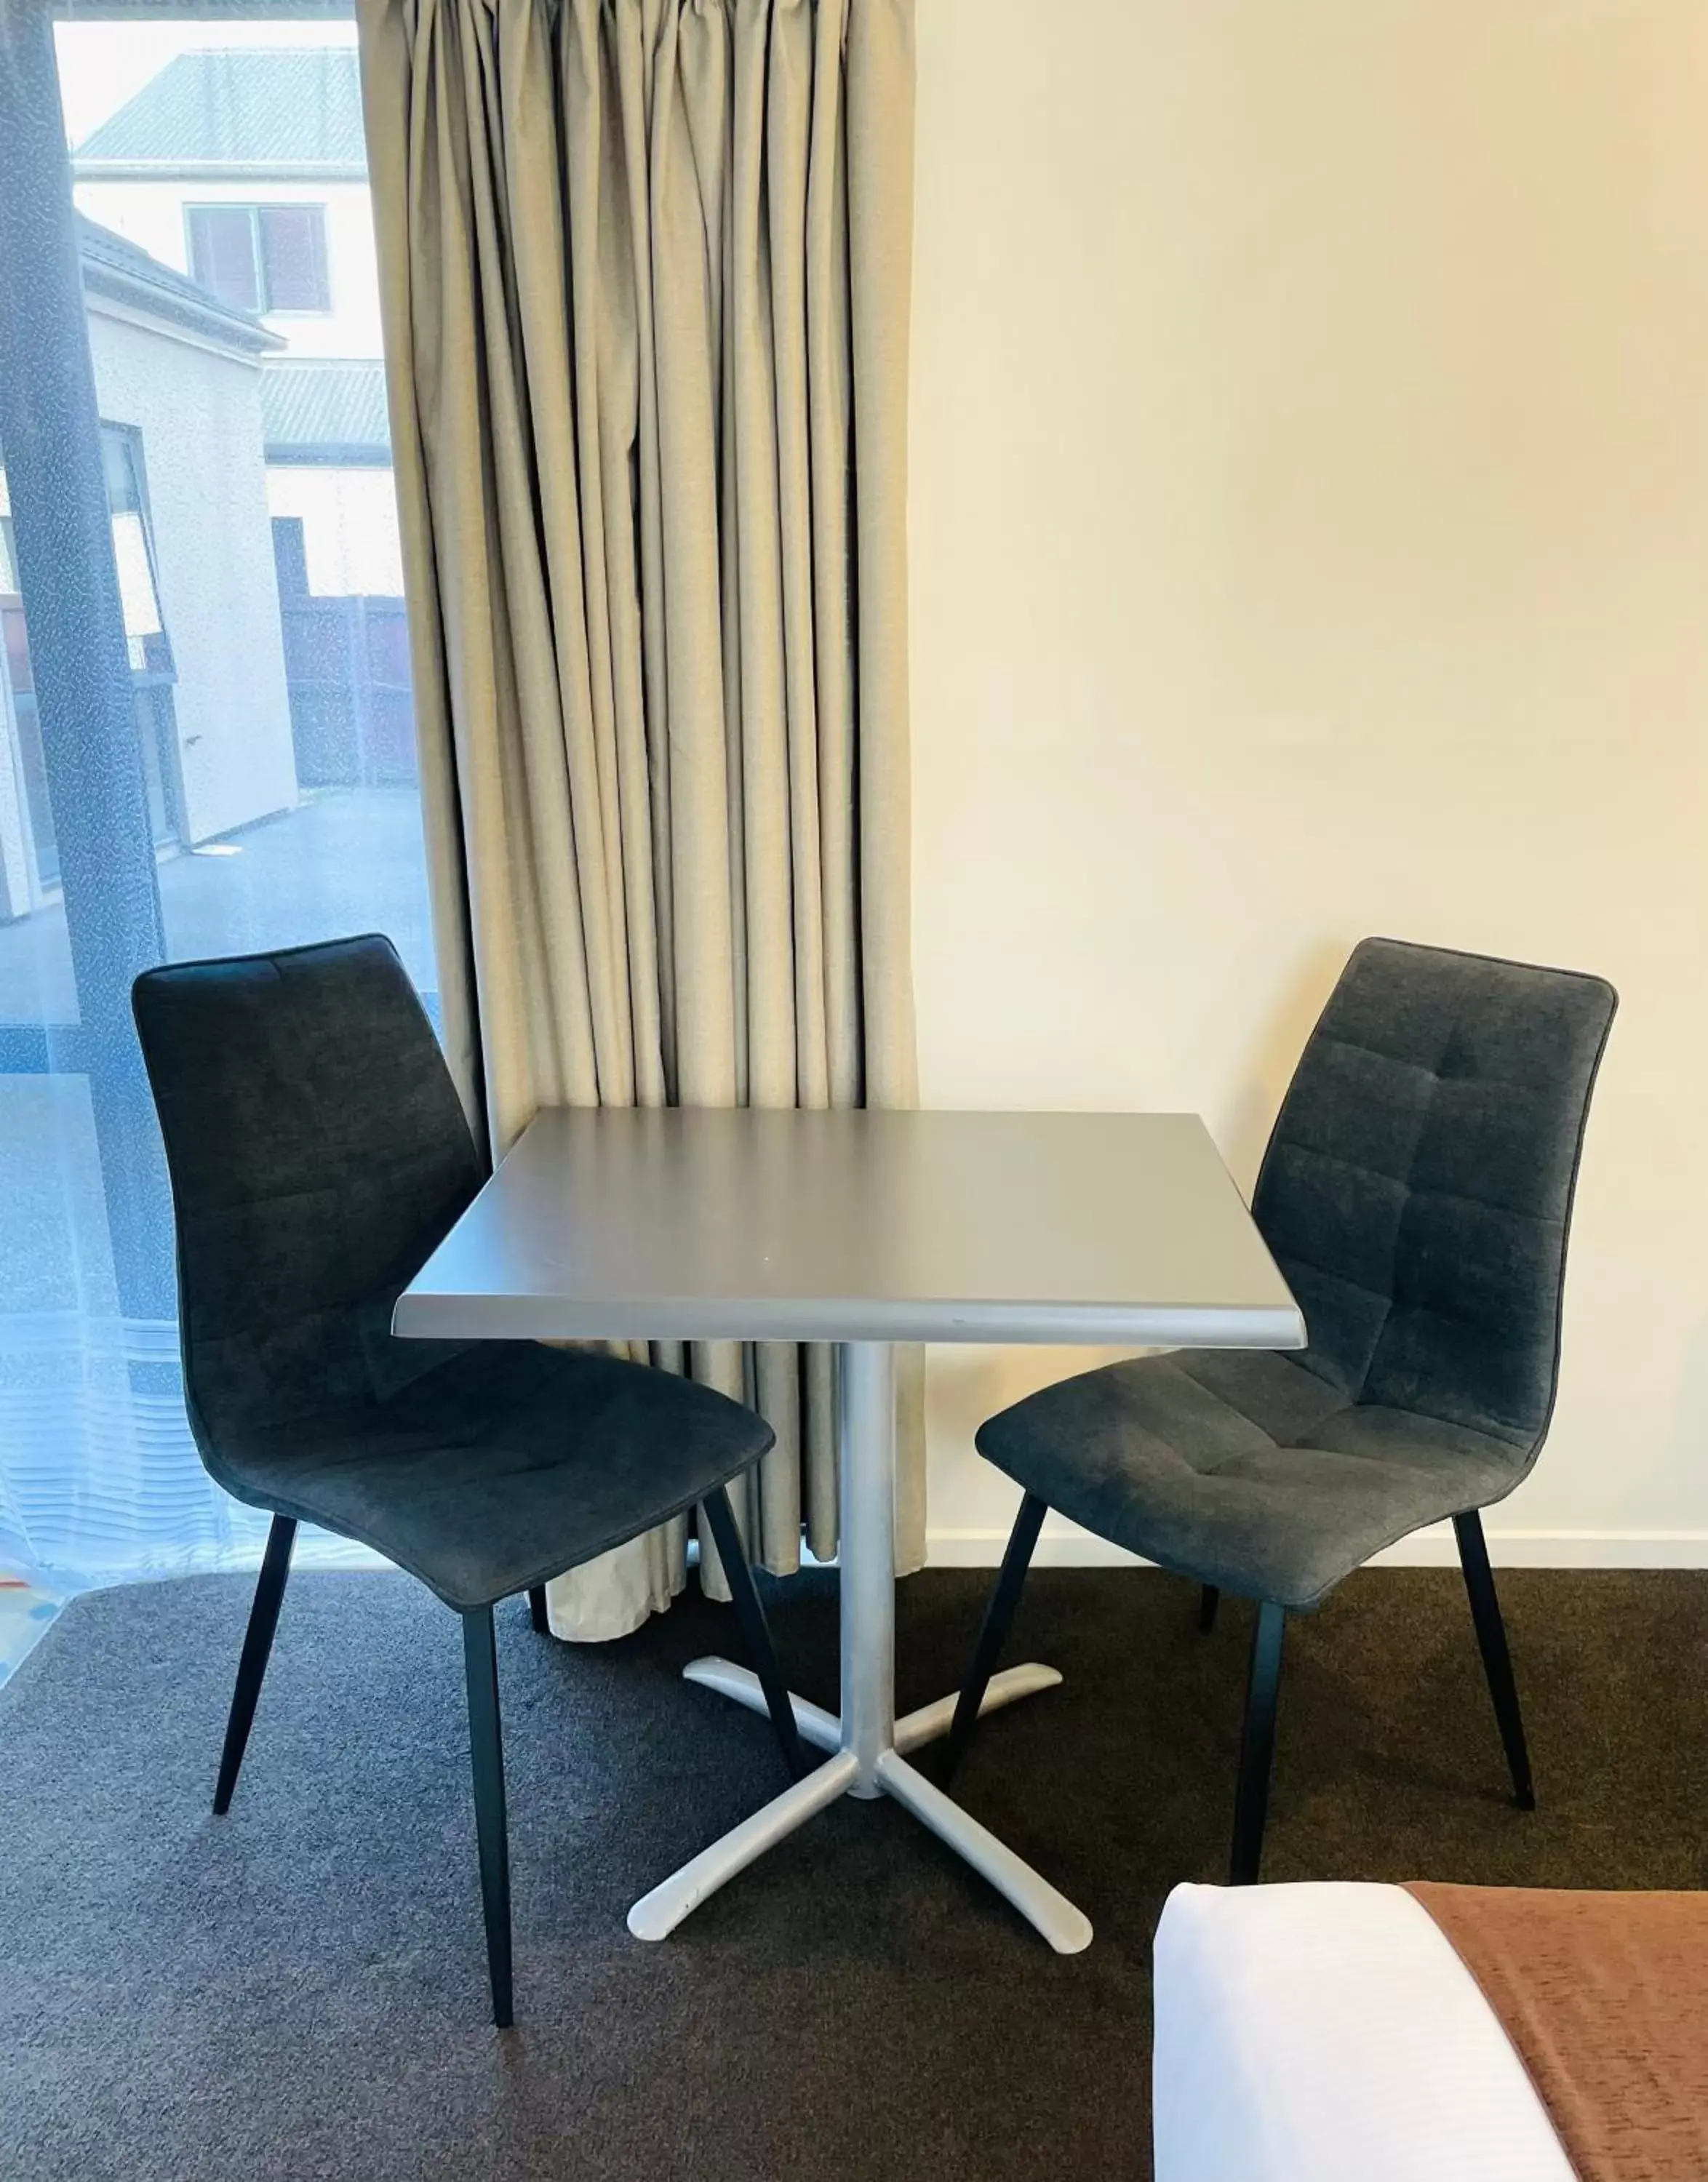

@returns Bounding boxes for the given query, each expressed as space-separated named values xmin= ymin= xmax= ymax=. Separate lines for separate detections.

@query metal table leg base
xmin=626 ymin=1749 xmax=861 ymax=1941
xmin=682 ymin=1655 xmax=1063 ymax=1757
xmin=682 ymin=1657 xmax=843 ymax=1753
xmin=631 ymin=1655 xmax=1085 ymax=1949
xmin=875 ymin=1751 xmax=1093 ymax=1954
xmin=894 ymin=1662 xmax=1064 ymax=1753
xmin=627 ymin=1346 xmax=1092 ymax=1954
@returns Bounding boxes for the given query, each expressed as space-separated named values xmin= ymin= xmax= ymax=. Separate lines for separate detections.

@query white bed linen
xmin=1152 ymin=1881 xmax=1575 ymax=2182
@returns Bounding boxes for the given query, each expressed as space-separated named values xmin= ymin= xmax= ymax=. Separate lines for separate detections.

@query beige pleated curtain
xmin=356 ymin=0 xmax=923 ymax=1639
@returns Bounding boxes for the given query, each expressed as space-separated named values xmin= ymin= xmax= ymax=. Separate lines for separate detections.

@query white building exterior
xmin=72 ymin=176 xmax=383 ymax=364
xmin=71 ymin=48 xmax=396 ymax=634
xmin=70 ymin=47 xmax=376 ymax=356
xmin=266 ymin=466 xmax=404 ymax=597
xmin=63 ymin=47 xmax=410 ymax=802
xmin=0 ymin=217 xmax=296 ymax=917
xmin=86 ymin=284 xmax=298 ymax=844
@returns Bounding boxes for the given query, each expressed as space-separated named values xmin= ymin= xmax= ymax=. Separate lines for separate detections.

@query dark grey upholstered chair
xmin=943 ymin=938 xmax=1616 ymax=1886
xmin=132 ymin=935 xmax=806 ymax=2026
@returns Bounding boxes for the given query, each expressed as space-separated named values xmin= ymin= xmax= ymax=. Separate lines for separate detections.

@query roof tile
xmin=74 ymin=49 xmax=366 ymax=173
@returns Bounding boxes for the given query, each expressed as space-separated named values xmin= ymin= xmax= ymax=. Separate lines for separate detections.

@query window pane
xmin=0 ymin=15 xmax=431 ymax=1589
xmin=258 ymin=205 xmax=329 ymax=312
xmin=99 ymin=425 xmax=141 ymax=513
xmin=108 ymin=515 xmax=159 ymax=637
xmin=185 ymin=204 xmax=259 ymax=312
xmin=100 ymin=428 xmax=173 ymax=676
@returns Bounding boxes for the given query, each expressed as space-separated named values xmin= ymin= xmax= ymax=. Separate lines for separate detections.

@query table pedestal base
xmin=626 ymin=1342 xmax=1093 ymax=1957
xmin=624 ymin=1658 xmax=1090 ymax=1952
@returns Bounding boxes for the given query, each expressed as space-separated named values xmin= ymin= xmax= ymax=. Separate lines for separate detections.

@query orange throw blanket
xmin=1407 ymin=1885 xmax=1708 ymax=2182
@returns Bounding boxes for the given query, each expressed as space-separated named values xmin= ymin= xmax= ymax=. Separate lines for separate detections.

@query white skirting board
xmin=925 ymin=1522 xmax=1708 ymax=1570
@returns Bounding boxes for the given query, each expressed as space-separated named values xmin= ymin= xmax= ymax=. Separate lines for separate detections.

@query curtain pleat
xmin=357 ymin=0 xmax=921 ymax=1638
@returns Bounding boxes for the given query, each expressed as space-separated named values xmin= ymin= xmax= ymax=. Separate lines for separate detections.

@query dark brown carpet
xmin=2 ymin=1564 xmax=1705 ymax=2181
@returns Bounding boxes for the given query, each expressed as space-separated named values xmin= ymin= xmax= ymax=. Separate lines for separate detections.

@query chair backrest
xmin=1252 ymin=937 xmax=1615 ymax=1450
xmin=132 ymin=935 xmax=482 ymax=1448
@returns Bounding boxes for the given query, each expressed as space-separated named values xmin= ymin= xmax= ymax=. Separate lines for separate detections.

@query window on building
xmin=100 ymin=425 xmax=172 ymax=678
xmin=99 ymin=425 xmax=182 ymax=849
xmin=186 ymin=202 xmax=330 ymax=314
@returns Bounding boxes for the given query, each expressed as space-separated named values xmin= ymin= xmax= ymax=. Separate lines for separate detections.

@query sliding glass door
xmin=0 ymin=0 xmax=434 ymax=1586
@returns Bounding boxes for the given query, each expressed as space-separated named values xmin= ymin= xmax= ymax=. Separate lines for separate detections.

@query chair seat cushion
xmin=975 ymin=1350 xmax=1524 ymax=1610
xmin=207 ymin=1342 xmax=774 ymax=1612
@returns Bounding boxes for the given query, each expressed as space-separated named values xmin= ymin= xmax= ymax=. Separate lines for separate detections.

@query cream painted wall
xmin=911 ymin=0 xmax=1708 ymax=1565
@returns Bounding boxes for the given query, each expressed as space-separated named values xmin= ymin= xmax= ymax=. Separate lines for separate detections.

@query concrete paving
xmin=0 ymin=785 xmax=439 ymax=1025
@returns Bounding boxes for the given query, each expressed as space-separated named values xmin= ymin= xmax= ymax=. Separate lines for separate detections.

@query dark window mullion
xmin=0 ymin=0 xmax=172 ymax=1311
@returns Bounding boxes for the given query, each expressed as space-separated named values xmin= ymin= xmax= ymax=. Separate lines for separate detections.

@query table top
xmin=394 ymin=1107 xmax=1303 ymax=1348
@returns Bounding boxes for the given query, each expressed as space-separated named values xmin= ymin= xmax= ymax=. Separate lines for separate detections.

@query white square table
xmin=395 ymin=1108 xmax=1304 ymax=1954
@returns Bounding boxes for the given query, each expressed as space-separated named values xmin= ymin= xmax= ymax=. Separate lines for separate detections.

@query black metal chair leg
xmin=527 ymin=1586 xmax=549 ymax=1634
xmin=1198 ymin=1583 xmax=1220 ymax=1634
xmin=1229 ymin=1599 xmax=1286 ymax=1885
xmin=702 ymin=1483 xmax=807 ymax=1781
xmin=213 ymin=1514 xmax=297 ymax=1815
xmin=1453 ymin=1509 xmax=1535 ymax=1811
xmin=461 ymin=1606 xmax=513 ymax=2029
xmin=941 ymin=1490 xmax=1050 ymax=1787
